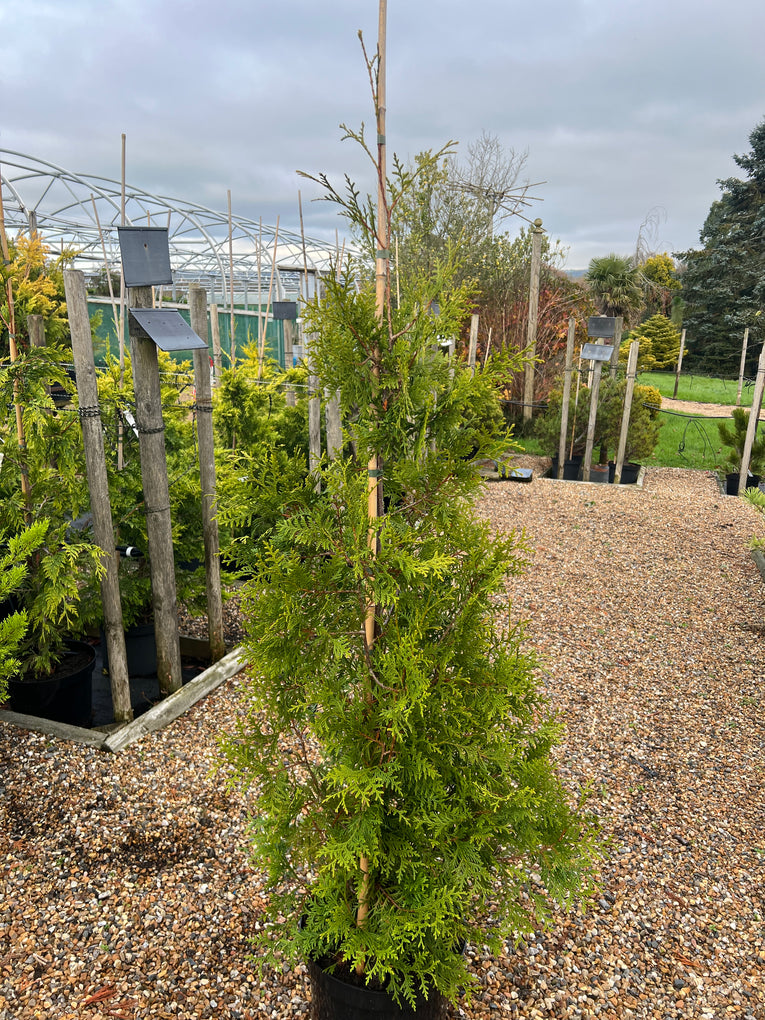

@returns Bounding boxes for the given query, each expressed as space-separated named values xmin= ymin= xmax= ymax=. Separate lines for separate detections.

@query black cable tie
xmin=144 ymin=504 xmax=171 ymax=515
xmin=78 ymin=406 xmax=102 ymax=419
xmin=193 ymin=403 xmax=214 ymax=414
xmin=136 ymin=424 xmax=166 ymax=435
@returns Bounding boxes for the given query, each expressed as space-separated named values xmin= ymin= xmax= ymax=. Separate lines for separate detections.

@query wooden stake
xmin=210 ymin=303 xmax=223 ymax=380
xmin=614 ymin=340 xmax=640 ymax=484
xmin=582 ymin=360 xmax=603 ymax=482
xmin=737 ymin=327 xmax=750 ymax=406
xmin=673 ymin=328 xmax=686 ymax=399
xmin=557 ymin=317 xmax=576 ymax=478
xmin=64 ymin=269 xmax=133 ymax=723
xmin=522 ymin=219 xmax=544 ymax=422
xmin=258 ymin=216 xmax=281 ymax=377
xmin=468 ymin=312 xmax=479 ymax=371
xmin=128 ymin=285 xmax=183 ymax=694
xmin=738 ymin=341 xmax=765 ymax=496
xmin=299 ymin=192 xmax=322 ymax=488
xmin=609 ymin=316 xmax=624 ymax=379
xmin=357 ymin=0 xmax=387 ymax=956
xmin=228 ymin=189 xmax=236 ymax=367
xmin=0 ymin=170 xmax=31 ymax=512
xmin=189 ymin=284 xmax=225 ymax=662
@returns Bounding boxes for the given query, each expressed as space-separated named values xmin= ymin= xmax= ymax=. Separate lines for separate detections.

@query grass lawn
xmin=518 ymin=371 xmax=760 ymax=471
xmin=638 ymin=370 xmax=753 ymax=406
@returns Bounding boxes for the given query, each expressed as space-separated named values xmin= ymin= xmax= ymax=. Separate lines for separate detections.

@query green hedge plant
xmin=221 ymin=55 xmax=601 ymax=1012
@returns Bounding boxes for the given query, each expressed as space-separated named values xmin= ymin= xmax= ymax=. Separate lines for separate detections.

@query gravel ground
xmin=1 ymin=463 xmax=763 ymax=1020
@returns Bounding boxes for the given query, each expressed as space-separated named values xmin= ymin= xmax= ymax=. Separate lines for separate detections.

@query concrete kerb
xmin=0 ymin=646 xmax=247 ymax=753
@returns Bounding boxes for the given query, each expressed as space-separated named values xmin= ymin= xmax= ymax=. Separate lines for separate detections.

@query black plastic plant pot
xmin=102 ymin=621 xmax=157 ymax=677
xmin=7 ymin=640 xmax=95 ymax=727
xmin=551 ymin=455 xmax=582 ymax=480
xmin=589 ymin=463 xmax=610 ymax=484
xmin=620 ymin=462 xmax=641 ymax=485
xmin=726 ymin=472 xmax=760 ymax=496
xmin=307 ymin=959 xmax=447 ymax=1020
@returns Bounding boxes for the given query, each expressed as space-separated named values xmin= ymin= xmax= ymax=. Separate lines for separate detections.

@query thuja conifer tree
xmin=221 ymin=35 xmax=600 ymax=1013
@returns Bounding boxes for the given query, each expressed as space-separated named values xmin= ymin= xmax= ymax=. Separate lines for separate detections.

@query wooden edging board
xmin=0 ymin=646 xmax=246 ymax=753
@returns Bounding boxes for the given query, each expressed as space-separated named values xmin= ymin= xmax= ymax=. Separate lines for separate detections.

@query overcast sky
xmin=1 ymin=0 xmax=764 ymax=269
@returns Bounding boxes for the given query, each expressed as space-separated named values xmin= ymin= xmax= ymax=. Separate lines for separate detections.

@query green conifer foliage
xmin=221 ymin=43 xmax=601 ymax=1011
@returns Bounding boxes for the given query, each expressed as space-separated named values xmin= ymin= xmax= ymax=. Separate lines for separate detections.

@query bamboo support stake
xmin=189 ymin=284 xmax=225 ymax=662
xmin=258 ymin=216 xmax=281 ymax=377
xmin=738 ymin=341 xmax=765 ymax=496
xmin=614 ymin=340 xmax=640 ymax=484
xmin=522 ymin=219 xmax=544 ymax=422
xmin=299 ymin=193 xmax=322 ymax=488
xmin=0 ymin=174 xmax=31 ymax=511
xmin=673 ymin=328 xmax=686 ymax=399
xmin=356 ymin=0 xmax=388 ymax=954
xmin=64 ymin=269 xmax=133 ymax=723
xmin=228 ymin=190 xmax=236 ymax=367
xmin=557 ymin=318 xmax=576 ymax=479
xmin=737 ymin=327 xmax=750 ymax=406
xmin=129 ymin=286 xmax=183 ymax=694
xmin=210 ymin=303 xmax=223 ymax=380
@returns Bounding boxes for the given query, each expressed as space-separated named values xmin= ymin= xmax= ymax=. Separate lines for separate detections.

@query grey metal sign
xmin=581 ymin=342 xmax=614 ymax=362
xmin=272 ymin=301 xmax=298 ymax=320
xmin=128 ymin=309 xmax=208 ymax=352
xmin=587 ymin=316 xmax=617 ymax=338
xmin=118 ymin=226 xmax=174 ymax=287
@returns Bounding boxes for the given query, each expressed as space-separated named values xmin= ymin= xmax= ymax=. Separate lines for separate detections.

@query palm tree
xmin=585 ymin=253 xmax=643 ymax=324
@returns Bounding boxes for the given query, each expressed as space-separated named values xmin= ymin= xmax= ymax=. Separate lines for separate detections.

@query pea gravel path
xmin=1 ymin=464 xmax=763 ymax=1020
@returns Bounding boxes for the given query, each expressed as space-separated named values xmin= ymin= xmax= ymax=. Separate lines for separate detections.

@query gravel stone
xmin=1 ymin=463 xmax=762 ymax=1018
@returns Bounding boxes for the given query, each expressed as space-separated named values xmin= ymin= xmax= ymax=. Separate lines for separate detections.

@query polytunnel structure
xmin=0 ymin=148 xmax=343 ymax=308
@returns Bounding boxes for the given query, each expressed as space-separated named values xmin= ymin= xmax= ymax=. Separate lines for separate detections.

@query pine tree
xmin=676 ymin=119 xmax=765 ymax=375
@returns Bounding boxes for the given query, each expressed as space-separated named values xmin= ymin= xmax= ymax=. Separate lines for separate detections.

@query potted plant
xmin=717 ymin=406 xmax=765 ymax=495
xmin=221 ymin=51 xmax=601 ymax=1019
xmin=534 ymin=383 xmax=588 ymax=478
xmin=0 ymin=344 xmax=104 ymax=726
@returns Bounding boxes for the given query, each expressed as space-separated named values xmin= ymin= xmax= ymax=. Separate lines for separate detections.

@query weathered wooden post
xmin=609 ymin=317 xmax=624 ymax=378
xmin=522 ymin=218 xmax=544 ymax=423
xmin=557 ymin=317 xmax=576 ymax=479
xmin=118 ymin=225 xmax=204 ymax=696
xmin=468 ymin=312 xmax=479 ymax=371
xmin=738 ymin=341 xmax=765 ymax=495
xmin=673 ymin=328 xmax=686 ymax=399
xmin=581 ymin=318 xmax=617 ymax=482
xmin=128 ymin=288 xmax=183 ymax=694
xmin=27 ymin=314 xmax=45 ymax=349
xmin=614 ymin=340 xmax=640 ymax=485
xmin=63 ymin=269 xmax=133 ymax=722
xmin=189 ymin=284 xmax=226 ymax=662
xmin=582 ymin=361 xmax=603 ymax=482
xmin=737 ymin=327 xmax=750 ymax=406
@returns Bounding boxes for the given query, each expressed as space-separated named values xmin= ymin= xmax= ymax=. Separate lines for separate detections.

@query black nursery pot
xmin=726 ymin=472 xmax=760 ymax=496
xmin=307 ymin=959 xmax=447 ymax=1020
xmin=7 ymin=640 xmax=95 ymax=728
xmin=550 ymin=454 xmax=582 ymax=480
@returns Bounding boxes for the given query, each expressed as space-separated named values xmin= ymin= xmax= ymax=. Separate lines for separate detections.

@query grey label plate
xmin=118 ymin=227 xmax=173 ymax=287
xmin=581 ymin=342 xmax=614 ymax=362
xmin=128 ymin=309 xmax=208 ymax=351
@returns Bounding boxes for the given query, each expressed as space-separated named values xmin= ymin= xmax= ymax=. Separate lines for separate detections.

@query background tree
xmin=641 ymin=252 xmax=682 ymax=319
xmin=628 ymin=313 xmax=682 ymax=369
xmin=584 ymin=253 xmax=643 ymax=324
xmin=675 ymin=117 xmax=765 ymax=375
